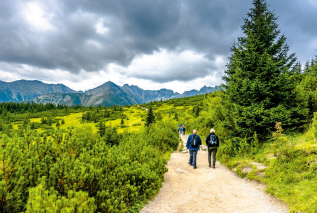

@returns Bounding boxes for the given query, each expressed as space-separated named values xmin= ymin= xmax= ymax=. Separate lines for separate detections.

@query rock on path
xmin=141 ymin=134 xmax=288 ymax=213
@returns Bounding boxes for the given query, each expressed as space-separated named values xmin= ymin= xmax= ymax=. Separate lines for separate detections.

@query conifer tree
xmin=31 ymin=121 xmax=35 ymax=129
xmin=156 ymin=111 xmax=163 ymax=121
xmin=297 ymin=56 xmax=317 ymax=117
xmin=145 ymin=107 xmax=155 ymax=126
xmin=98 ymin=121 xmax=106 ymax=137
xmin=195 ymin=106 xmax=200 ymax=117
xmin=313 ymin=112 xmax=317 ymax=142
xmin=174 ymin=112 xmax=179 ymax=120
xmin=223 ymin=0 xmax=307 ymax=139
xmin=56 ymin=120 xmax=60 ymax=129
xmin=48 ymin=117 xmax=52 ymax=126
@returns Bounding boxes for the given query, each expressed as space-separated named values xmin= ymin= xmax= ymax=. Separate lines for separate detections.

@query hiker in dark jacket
xmin=206 ymin=129 xmax=219 ymax=168
xmin=186 ymin=129 xmax=202 ymax=169
xmin=178 ymin=124 xmax=181 ymax=134
xmin=182 ymin=125 xmax=186 ymax=135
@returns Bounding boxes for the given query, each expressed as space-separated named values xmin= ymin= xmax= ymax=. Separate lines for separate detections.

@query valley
xmin=1 ymin=89 xmax=317 ymax=212
xmin=1 ymin=0 xmax=317 ymax=212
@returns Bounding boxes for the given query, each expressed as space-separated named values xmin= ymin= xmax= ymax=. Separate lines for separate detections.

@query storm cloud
xmin=0 ymin=0 xmax=316 ymax=92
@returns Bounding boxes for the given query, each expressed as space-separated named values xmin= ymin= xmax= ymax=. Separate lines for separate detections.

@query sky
xmin=0 ymin=0 xmax=316 ymax=93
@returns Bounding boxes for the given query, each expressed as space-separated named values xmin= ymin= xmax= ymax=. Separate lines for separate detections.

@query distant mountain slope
xmin=32 ymin=82 xmax=137 ymax=107
xmin=31 ymin=93 xmax=88 ymax=106
xmin=31 ymin=83 xmax=218 ymax=106
xmin=180 ymin=85 xmax=218 ymax=98
xmin=121 ymin=84 xmax=217 ymax=102
xmin=0 ymin=80 xmax=75 ymax=102
xmin=0 ymin=79 xmax=218 ymax=106
xmin=85 ymin=81 xmax=137 ymax=106
xmin=121 ymin=84 xmax=180 ymax=103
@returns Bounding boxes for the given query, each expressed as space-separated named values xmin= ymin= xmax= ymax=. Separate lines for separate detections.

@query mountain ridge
xmin=0 ymin=80 xmax=219 ymax=106
xmin=0 ymin=80 xmax=76 ymax=102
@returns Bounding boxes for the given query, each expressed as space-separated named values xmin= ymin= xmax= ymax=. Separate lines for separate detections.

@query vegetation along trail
xmin=142 ymin=134 xmax=288 ymax=213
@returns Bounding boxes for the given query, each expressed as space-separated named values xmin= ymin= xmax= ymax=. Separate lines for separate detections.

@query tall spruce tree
xmin=145 ymin=107 xmax=155 ymax=126
xmin=223 ymin=0 xmax=307 ymax=139
xmin=297 ymin=56 xmax=317 ymax=117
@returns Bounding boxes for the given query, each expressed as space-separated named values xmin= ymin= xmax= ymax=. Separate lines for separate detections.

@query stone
xmin=175 ymin=168 xmax=189 ymax=173
xmin=201 ymin=145 xmax=207 ymax=151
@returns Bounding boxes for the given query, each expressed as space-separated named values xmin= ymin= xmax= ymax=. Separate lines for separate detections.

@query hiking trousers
xmin=189 ymin=150 xmax=198 ymax=168
xmin=208 ymin=147 xmax=217 ymax=166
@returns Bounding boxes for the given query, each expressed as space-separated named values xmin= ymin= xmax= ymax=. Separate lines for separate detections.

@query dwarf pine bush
xmin=0 ymin=118 xmax=178 ymax=212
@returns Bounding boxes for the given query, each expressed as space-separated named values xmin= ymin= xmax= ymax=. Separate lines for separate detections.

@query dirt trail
xmin=141 ymin=134 xmax=288 ymax=213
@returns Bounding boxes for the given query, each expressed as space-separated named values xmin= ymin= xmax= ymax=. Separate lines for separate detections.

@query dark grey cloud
xmin=0 ymin=0 xmax=316 ymax=84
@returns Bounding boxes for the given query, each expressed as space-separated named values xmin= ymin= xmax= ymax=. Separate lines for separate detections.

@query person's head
xmin=193 ymin=129 xmax=197 ymax=134
xmin=210 ymin=129 xmax=215 ymax=134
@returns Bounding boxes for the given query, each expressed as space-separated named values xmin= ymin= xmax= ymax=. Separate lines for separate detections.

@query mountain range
xmin=0 ymin=80 xmax=218 ymax=106
xmin=0 ymin=80 xmax=76 ymax=102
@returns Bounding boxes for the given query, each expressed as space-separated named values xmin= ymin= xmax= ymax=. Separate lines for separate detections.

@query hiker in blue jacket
xmin=178 ymin=124 xmax=181 ymax=134
xmin=182 ymin=125 xmax=186 ymax=135
xmin=206 ymin=128 xmax=220 ymax=168
xmin=186 ymin=129 xmax=202 ymax=169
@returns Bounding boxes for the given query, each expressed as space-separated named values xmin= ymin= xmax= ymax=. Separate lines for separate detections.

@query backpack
xmin=209 ymin=134 xmax=217 ymax=146
xmin=190 ymin=135 xmax=199 ymax=148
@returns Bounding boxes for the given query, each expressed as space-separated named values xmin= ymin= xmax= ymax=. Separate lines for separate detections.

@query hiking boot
xmin=193 ymin=166 xmax=197 ymax=169
xmin=212 ymin=165 xmax=215 ymax=169
xmin=188 ymin=162 xmax=192 ymax=166
xmin=209 ymin=164 xmax=211 ymax=167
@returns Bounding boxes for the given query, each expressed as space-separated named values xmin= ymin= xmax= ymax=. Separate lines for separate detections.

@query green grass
xmin=219 ymin=127 xmax=317 ymax=212
xmin=27 ymin=103 xmax=190 ymax=134
xmin=179 ymin=135 xmax=184 ymax=151
xmin=30 ymin=112 xmax=97 ymax=133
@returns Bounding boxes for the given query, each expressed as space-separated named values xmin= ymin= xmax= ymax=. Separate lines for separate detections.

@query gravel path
xmin=141 ymin=134 xmax=288 ymax=213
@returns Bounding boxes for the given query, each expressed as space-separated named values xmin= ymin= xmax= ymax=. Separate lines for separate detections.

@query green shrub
xmin=218 ymin=139 xmax=235 ymax=159
xmin=0 ymin=119 xmax=177 ymax=212
xmin=132 ymin=123 xmax=142 ymax=126
xmin=25 ymin=177 xmax=96 ymax=212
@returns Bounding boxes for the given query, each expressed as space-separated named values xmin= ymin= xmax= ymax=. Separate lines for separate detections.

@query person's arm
xmin=186 ymin=135 xmax=191 ymax=148
xmin=206 ymin=135 xmax=210 ymax=144
xmin=199 ymin=136 xmax=202 ymax=151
